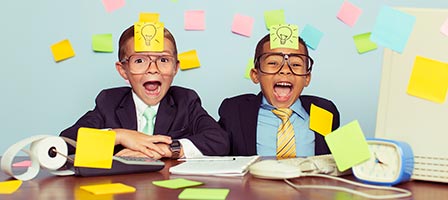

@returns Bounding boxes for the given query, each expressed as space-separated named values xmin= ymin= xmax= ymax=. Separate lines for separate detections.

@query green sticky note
xmin=264 ymin=9 xmax=285 ymax=30
xmin=0 ymin=180 xmax=22 ymax=194
xmin=92 ymin=34 xmax=113 ymax=53
xmin=353 ymin=32 xmax=377 ymax=54
xmin=325 ymin=120 xmax=371 ymax=172
xmin=152 ymin=178 xmax=203 ymax=189
xmin=407 ymin=56 xmax=448 ymax=103
xmin=178 ymin=188 xmax=230 ymax=200
xmin=244 ymin=58 xmax=254 ymax=79
xmin=270 ymin=24 xmax=299 ymax=50
xmin=74 ymin=128 xmax=116 ymax=169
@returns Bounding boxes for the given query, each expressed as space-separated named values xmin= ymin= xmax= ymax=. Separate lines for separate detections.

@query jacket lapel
xmin=239 ymin=93 xmax=263 ymax=155
xmin=116 ymin=91 xmax=138 ymax=130
xmin=154 ymin=92 xmax=176 ymax=135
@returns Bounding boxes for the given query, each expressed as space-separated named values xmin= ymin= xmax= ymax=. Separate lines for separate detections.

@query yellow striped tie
xmin=272 ymin=108 xmax=296 ymax=158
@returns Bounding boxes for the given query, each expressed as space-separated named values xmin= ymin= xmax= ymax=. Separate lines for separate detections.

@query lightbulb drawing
xmin=270 ymin=24 xmax=298 ymax=46
xmin=276 ymin=26 xmax=293 ymax=45
xmin=141 ymin=23 xmax=157 ymax=46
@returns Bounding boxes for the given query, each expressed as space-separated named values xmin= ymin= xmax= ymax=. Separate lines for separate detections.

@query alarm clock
xmin=352 ymin=138 xmax=414 ymax=186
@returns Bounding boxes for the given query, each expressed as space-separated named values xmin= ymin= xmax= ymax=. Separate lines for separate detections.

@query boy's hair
xmin=118 ymin=25 xmax=178 ymax=60
xmin=254 ymin=34 xmax=309 ymax=68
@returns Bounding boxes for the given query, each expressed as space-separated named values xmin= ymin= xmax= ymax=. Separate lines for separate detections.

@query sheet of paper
xmin=407 ymin=56 xmax=448 ymax=103
xmin=440 ymin=18 xmax=448 ymax=36
xmin=370 ymin=6 xmax=416 ymax=53
xmin=264 ymin=9 xmax=285 ymax=30
xmin=178 ymin=50 xmax=201 ymax=70
xmin=325 ymin=120 xmax=371 ymax=172
xmin=134 ymin=21 xmax=164 ymax=52
xmin=80 ymin=183 xmax=135 ymax=195
xmin=244 ymin=58 xmax=254 ymax=79
xmin=300 ymin=24 xmax=324 ymax=50
xmin=102 ymin=0 xmax=125 ymax=13
xmin=0 ymin=180 xmax=22 ymax=194
xmin=309 ymin=104 xmax=333 ymax=136
xmin=169 ymin=156 xmax=260 ymax=176
xmin=269 ymin=24 xmax=299 ymax=50
xmin=231 ymin=14 xmax=254 ymax=37
xmin=153 ymin=178 xmax=203 ymax=189
xmin=74 ymin=128 xmax=116 ymax=169
xmin=92 ymin=34 xmax=113 ymax=53
xmin=139 ymin=12 xmax=160 ymax=22
xmin=184 ymin=10 xmax=205 ymax=31
xmin=336 ymin=1 xmax=362 ymax=27
xmin=353 ymin=32 xmax=377 ymax=54
xmin=50 ymin=39 xmax=75 ymax=62
xmin=178 ymin=188 xmax=230 ymax=200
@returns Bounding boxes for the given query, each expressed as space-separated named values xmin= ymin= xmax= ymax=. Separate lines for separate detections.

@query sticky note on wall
xmin=178 ymin=50 xmax=201 ymax=70
xmin=264 ymin=9 xmax=285 ymax=30
xmin=102 ymin=0 xmax=125 ymax=13
xmin=92 ymin=34 xmax=113 ymax=53
xmin=50 ymin=39 xmax=75 ymax=62
xmin=231 ymin=14 xmax=255 ymax=37
xmin=74 ymin=128 xmax=116 ymax=169
xmin=300 ymin=24 xmax=324 ymax=50
xmin=139 ymin=12 xmax=160 ymax=22
xmin=185 ymin=10 xmax=205 ymax=31
xmin=337 ymin=1 xmax=362 ymax=27
xmin=353 ymin=32 xmax=377 ymax=54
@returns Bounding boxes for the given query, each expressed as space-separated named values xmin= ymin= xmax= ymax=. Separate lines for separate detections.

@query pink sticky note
xmin=102 ymin=0 xmax=125 ymax=13
xmin=185 ymin=10 xmax=205 ymax=30
xmin=441 ymin=18 xmax=448 ymax=36
xmin=12 ymin=160 xmax=32 ymax=168
xmin=231 ymin=14 xmax=255 ymax=37
xmin=337 ymin=1 xmax=362 ymax=27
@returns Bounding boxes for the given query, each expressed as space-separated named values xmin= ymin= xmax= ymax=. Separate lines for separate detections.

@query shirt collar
xmin=132 ymin=91 xmax=160 ymax=117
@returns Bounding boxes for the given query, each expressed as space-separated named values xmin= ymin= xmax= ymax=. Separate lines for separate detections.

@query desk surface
xmin=1 ymin=159 xmax=447 ymax=200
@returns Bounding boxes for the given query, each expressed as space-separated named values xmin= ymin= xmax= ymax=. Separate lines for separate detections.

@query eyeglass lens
xmin=128 ymin=55 xmax=176 ymax=74
xmin=259 ymin=54 xmax=311 ymax=75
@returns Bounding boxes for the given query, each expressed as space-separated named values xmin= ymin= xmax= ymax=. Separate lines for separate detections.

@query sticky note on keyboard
xmin=178 ymin=188 xmax=230 ymax=200
xmin=0 ymin=180 xmax=22 ymax=194
xmin=74 ymin=127 xmax=116 ymax=169
xmin=80 ymin=183 xmax=135 ymax=195
xmin=325 ymin=120 xmax=371 ymax=171
xmin=153 ymin=178 xmax=203 ymax=189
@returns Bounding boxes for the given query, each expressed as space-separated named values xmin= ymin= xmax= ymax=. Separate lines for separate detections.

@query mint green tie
xmin=143 ymin=107 xmax=156 ymax=135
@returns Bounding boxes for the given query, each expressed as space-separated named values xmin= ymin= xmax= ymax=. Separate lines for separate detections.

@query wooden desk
xmin=1 ymin=159 xmax=447 ymax=200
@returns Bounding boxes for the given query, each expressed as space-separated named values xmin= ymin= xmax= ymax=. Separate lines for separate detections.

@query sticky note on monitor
xmin=231 ymin=14 xmax=255 ymax=37
xmin=336 ymin=1 xmax=362 ymax=27
xmin=300 ymin=24 xmax=324 ymax=50
xmin=153 ymin=178 xmax=203 ymax=189
xmin=309 ymin=104 xmax=333 ymax=136
xmin=270 ymin=24 xmax=299 ymax=50
xmin=184 ymin=10 xmax=205 ymax=31
xmin=264 ymin=9 xmax=285 ymax=30
xmin=139 ymin=12 xmax=160 ymax=22
xmin=134 ymin=21 xmax=164 ymax=52
xmin=353 ymin=32 xmax=377 ymax=54
xmin=50 ymin=39 xmax=75 ymax=62
xmin=74 ymin=128 xmax=116 ymax=169
xmin=80 ymin=183 xmax=135 ymax=195
xmin=407 ymin=56 xmax=448 ymax=103
xmin=178 ymin=50 xmax=200 ymax=70
xmin=245 ymin=58 xmax=254 ymax=79
xmin=92 ymin=34 xmax=113 ymax=53
xmin=178 ymin=188 xmax=230 ymax=200
xmin=325 ymin=120 xmax=371 ymax=172
xmin=0 ymin=180 xmax=22 ymax=194
xmin=102 ymin=0 xmax=125 ymax=13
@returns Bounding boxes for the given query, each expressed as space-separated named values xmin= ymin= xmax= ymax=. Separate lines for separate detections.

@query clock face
xmin=353 ymin=141 xmax=401 ymax=183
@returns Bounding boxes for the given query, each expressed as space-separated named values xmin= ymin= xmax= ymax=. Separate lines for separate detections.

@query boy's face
xmin=250 ymin=42 xmax=311 ymax=108
xmin=116 ymin=37 xmax=179 ymax=106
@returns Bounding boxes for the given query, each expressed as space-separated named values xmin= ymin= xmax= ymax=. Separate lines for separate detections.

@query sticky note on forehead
xmin=134 ymin=21 xmax=164 ymax=52
xmin=269 ymin=24 xmax=299 ymax=50
xmin=139 ymin=12 xmax=160 ymax=22
xmin=74 ymin=128 xmax=116 ymax=169
xmin=325 ymin=120 xmax=371 ymax=171
xmin=309 ymin=104 xmax=333 ymax=136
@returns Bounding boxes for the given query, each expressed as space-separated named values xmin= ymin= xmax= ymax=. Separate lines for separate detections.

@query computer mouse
xmin=249 ymin=160 xmax=302 ymax=179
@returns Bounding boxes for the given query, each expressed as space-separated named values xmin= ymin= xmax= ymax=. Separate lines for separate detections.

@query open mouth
xmin=273 ymin=81 xmax=293 ymax=102
xmin=144 ymin=81 xmax=161 ymax=96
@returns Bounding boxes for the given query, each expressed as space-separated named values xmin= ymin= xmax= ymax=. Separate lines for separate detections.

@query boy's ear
xmin=304 ymin=73 xmax=311 ymax=87
xmin=250 ymin=68 xmax=260 ymax=84
xmin=115 ymin=61 xmax=129 ymax=80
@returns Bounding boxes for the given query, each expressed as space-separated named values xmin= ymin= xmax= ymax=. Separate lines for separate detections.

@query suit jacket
xmin=60 ymin=86 xmax=230 ymax=156
xmin=218 ymin=93 xmax=340 ymax=156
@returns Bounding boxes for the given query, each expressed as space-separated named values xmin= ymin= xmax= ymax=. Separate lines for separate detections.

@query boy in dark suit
xmin=61 ymin=25 xmax=229 ymax=159
xmin=218 ymin=34 xmax=339 ymax=158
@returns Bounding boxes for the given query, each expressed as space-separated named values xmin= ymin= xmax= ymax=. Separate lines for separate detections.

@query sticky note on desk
xmin=178 ymin=188 xmax=230 ymax=200
xmin=153 ymin=178 xmax=203 ymax=189
xmin=74 ymin=128 xmax=116 ymax=169
xmin=80 ymin=183 xmax=135 ymax=195
xmin=0 ymin=180 xmax=22 ymax=194
xmin=178 ymin=50 xmax=200 ymax=70
xmin=92 ymin=34 xmax=113 ymax=53
xmin=309 ymin=104 xmax=333 ymax=136
xmin=50 ymin=39 xmax=75 ymax=62
xmin=325 ymin=120 xmax=371 ymax=172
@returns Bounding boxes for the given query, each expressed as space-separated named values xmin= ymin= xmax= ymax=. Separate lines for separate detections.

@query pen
xmin=177 ymin=157 xmax=236 ymax=161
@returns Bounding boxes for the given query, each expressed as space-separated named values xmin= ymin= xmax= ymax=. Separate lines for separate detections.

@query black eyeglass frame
xmin=120 ymin=54 xmax=179 ymax=75
xmin=254 ymin=52 xmax=314 ymax=76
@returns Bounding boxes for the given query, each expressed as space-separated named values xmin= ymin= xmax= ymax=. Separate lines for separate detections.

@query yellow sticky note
xmin=269 ymin=24 xmax=299 ymax=50
xmin=407 ymin=56 xmax=448 ymax=103
xmin=80 ymin=183 xmax=135 ymax=195
xmin=74 ymin=128 xmax=116 ymax=169
xmin=50 ymin=39 xmax=75 ymax=62
xmin=92 ymin=33 xmax=113 ymax=53
xmin=353 ymin=32 xmax=377 ymax=54
xmin=139 ymin=12 xmax=160 ymax=22
xmin=264 ymin=9 xmax=286 ymax=30
xmin=0 ymin=180 xmax=22 ymax=194
xmin=153 ymin=178 xmax=203 ymax=189
xmin=134 ymin=21 xmax=164 ymax=52
xmin=178 ymin=188 xmax=230 ymax=200
xmin=309 ymin=104 xmax=333 ymax=136
xmin=324 ymin=120 xmax=371 ymax=172
xmin=178 ymin=50 xmax=201 ymax=70
xmin=244 ymin=58 xmax=254 ymax=79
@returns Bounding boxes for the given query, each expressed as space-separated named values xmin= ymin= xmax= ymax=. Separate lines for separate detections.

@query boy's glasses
xmin=255 ymin=53 xmax=313 ymax=76
xmin=120 ymin=54 xmax=178 ymax=75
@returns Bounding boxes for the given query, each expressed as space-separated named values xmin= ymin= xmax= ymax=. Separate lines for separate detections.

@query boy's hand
xmin=113 ymin=128 xmax=172 ymax=158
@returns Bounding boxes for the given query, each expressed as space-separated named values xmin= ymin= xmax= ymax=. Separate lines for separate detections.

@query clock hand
xmin=374 ymin=153 xmax=388 ymax=167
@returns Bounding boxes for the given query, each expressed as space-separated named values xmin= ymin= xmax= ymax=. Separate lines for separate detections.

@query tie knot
xmin=272 ymin=108 xmax=293 ymax=122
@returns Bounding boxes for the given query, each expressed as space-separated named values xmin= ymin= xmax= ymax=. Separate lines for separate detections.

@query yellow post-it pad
xmin=269 ymin=24 xmax=299 ymax=50
xmin=80 ymin=183 xmax=135 ymax=195
xmin=324 ymin=120 xmax=371 ymax=172
xmin=134 ymin=21 xmax=164 ymax=52
xmin=139 ymin=12 xmax=160 ymax=22
xmin=50 ymin=39 xmax=75 ymax=62
xmin=309 ymin=104 xmax=333 ymax=136
xmin=0 ymin=180 xmax=22 ymax=194
xmin=178 ymin=188 xmax=230 ymax=200
xmin=152 ymin=178 xmax=203 ymax=189
xmin=178 ymin=50 xmax=201 ymax=70
xmin=74 ymin=127 xmax=116 ymax=169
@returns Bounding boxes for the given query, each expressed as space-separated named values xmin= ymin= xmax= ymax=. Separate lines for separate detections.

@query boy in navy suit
xmin=61 ymin=25 xmax=229 ymax=159
xmin=218 ymin=34 xmax=339 ymax=157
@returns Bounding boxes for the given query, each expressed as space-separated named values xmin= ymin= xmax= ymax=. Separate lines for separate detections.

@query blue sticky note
xmin=370 ymin=6 xmax=416 ymax=53
xmin=300 ymin=24 xmax=324 ymax=50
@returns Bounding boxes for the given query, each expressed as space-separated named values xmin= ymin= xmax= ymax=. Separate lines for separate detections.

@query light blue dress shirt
xmin=256 ymin=97 xmax=315 ymax=157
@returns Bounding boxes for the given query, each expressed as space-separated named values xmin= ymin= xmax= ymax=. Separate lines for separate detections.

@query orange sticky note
xmin=309 ymin=104 xmax=333 ymax=136
xmin=0 ymin=180 xmax=22 ymax=194
xmin=80 ymin=183 xmax=135 ymax=195
xmin=178 ymin=50 xmax=200 ymax=70
xmin=50 ymin=39 xmax=75 ymax=62
xmin=184 ymin=10 xmax=205 ymax=31
xmin=407 ymin=56 xmax=448 ymax=103
xmin=134 ymin=21 xmax=164 ymax=52
xmin=74 ymin=128 xmax=116 ymax=169
xmin=139 ymin=12 xmax=160 ymax=22
xmin=231 ymin=14 xmax=255 ymax=37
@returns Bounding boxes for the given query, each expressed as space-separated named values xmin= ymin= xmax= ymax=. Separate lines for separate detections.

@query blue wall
xmin=1 ymin=0 xmax=447 ymax=154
